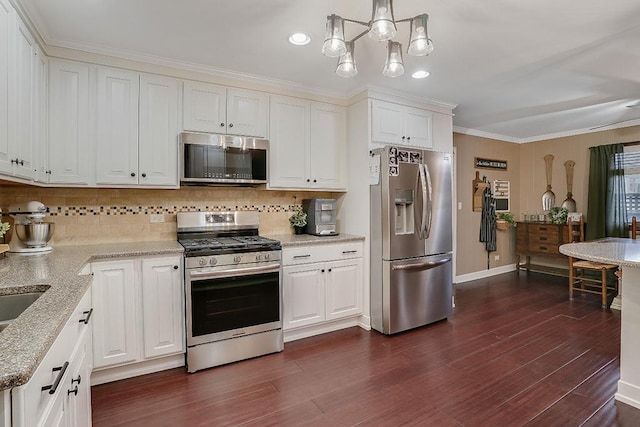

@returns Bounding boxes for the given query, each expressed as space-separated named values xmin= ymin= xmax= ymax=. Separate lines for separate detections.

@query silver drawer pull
xmin=293 ymin=254 xmax=311 ymax=259
xmin=342 ymin=250 xmax=358 ymax=254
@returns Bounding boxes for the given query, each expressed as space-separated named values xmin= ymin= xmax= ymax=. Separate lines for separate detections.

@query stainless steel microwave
xmin=180 ymin=132 xmax=268 ymax=186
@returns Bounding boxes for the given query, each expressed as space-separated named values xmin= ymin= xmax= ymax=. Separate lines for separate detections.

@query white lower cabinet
xmin=282 ymin=242 xmax=363 ymax=341
xmin=11 ymin=288 xmax=92 ymax=427
xmin=90 ymin=255 xmax=184 ymax=384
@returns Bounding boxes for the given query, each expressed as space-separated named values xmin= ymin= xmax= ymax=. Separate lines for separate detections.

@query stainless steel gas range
xmin=177 ymin=211 xmax=283 ymax=373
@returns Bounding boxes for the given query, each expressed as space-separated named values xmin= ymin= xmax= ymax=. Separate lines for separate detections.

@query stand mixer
xmin=7 ymin=201 xmax=55 ymax=253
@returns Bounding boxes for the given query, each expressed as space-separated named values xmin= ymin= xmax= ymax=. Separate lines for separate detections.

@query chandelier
xmin=322 ymin=0 xmax=433 ymax=78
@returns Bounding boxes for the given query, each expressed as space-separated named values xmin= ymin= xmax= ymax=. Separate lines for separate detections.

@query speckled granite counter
xmin=560 ymin=237 xmax=640 ymax=409
xmin=266 ymin=233 xmax=364 ymax=247
xmin=0 ymin=241 xmax=183 ymax=391
xmin=559 ymin=237 xmax=640 ymax=267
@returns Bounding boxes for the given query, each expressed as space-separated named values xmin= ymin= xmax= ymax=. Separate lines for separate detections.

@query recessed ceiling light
xmin=412 ymin=70 xmax=430 ymax=79
xmin=289 ymin=33 xmax=311 ymax=46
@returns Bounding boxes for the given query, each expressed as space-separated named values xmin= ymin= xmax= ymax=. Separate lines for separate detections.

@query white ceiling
xmin=16 ymin=0 xmax=640 ymax=142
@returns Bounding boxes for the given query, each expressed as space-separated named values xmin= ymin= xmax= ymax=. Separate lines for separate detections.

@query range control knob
xmin=209 ymin=257 xmax=217 ymax=266
xmin=198 ymin=258 xmax=207 ymax=266
xmin=256 ymin=254 xmax=263 ymax=261
xmin=233 ymin=255 xmax=242 ymax=263
xmin=264 ymin=253 xmax=271 ymax=260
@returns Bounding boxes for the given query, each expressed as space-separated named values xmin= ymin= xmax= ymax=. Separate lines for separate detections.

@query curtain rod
xmin=624 ymin=141 xmax=640 ymax=147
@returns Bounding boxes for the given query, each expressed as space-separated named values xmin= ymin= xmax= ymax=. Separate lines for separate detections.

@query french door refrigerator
xmin=370 ymin=146 xmax=453 ymax=334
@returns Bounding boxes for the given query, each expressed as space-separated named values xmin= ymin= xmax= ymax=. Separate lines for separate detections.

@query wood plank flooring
xmin=91 ymin=272 xmax=640 ymax=426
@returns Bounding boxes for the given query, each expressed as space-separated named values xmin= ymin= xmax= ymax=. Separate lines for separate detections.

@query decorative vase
xmin=496 ymin=220 xmax=509 ymax=230
xmin=294 ymin=226 xmax=305 ymax=235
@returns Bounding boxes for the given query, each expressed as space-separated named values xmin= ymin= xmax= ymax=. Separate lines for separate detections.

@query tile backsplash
xmin=0 ymin=184 xmax=336 ymax=245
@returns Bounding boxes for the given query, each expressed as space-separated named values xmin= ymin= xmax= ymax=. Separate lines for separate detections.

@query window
xmin=620 ymin=147 xmax=640 ymax=219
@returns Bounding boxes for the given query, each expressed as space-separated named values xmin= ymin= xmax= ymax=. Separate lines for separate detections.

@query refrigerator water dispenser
xmin=394 ymin=189 xmax=414 ymax=235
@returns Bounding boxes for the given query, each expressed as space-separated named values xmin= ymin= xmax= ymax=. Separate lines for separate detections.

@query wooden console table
xmin=516 ymin=222 xmax=573 ymax=276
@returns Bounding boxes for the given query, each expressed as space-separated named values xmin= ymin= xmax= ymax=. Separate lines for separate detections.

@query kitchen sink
xmin=0 ymin=291 xmax=46 ymax=332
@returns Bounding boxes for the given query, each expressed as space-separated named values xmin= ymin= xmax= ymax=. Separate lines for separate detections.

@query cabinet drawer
xmin=529 ymin=233 xmax=559 ymax=245
xmin=528 ymin=224 xmax=560 ymax=236
xmin=282 ymin=242 xmax=363 ymax=266
xmin=529 ymin=244 xmax=560 ymax=255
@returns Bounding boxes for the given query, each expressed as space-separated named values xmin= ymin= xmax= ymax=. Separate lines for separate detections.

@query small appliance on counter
xmin=303 ymin=198 xmax=339 ymax=236
xmin=7 ymin=201 xmax=54 ymax=254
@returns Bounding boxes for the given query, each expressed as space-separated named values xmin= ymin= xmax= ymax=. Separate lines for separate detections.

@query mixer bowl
xmin=15 ymin=223 xmax=55 ymax=247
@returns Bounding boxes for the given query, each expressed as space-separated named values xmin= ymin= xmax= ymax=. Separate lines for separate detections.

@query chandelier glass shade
xmin=322 ymin=0 xmax=433 ymax=78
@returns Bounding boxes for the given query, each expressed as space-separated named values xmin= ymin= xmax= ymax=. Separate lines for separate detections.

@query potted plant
xmin=549 ymin=207 xmax=568 ymax=224
xmin=289 ymin=206 xmax=307 ymax=234
xmin=495 ymin=211 xmax=516 ymax=230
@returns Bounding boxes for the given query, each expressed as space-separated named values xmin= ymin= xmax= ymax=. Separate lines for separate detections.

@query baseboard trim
xmin=455 ymin=264 xmax=517 ymax=284
xmin=91 ymin=353 xmax=185 ymax=386
xmin=616 ymin=380 xmax=640 ymax=409
xmin=284 ymin=317 xmax=361 ymax=343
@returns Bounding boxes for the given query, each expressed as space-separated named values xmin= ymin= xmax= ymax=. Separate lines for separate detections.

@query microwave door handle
xmin=424 ymin=163 xmax=433 ymax=239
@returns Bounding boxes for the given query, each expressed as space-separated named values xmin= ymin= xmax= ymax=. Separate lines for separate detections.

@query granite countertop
xmin=266 ymin=233 xmax=365 ymax=247
xmin=0 ymin=241 xmax=183 ymax=391
xmin=559 ymin=238 xmax=640 ymax=267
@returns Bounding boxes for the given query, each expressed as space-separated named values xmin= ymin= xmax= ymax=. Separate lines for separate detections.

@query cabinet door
xmin=32 ymin=45 xmax=48 ymax=183
xmin=38 ymin=389 xmax=67 ymax=427
xmin=325 ymin=258 xmax=363 ymax=320
xmin=226 ymin=88 xmax=268 ymax=137
xmin=283 ymin=263 xmax=325 ymax=329
xmin=309 ymin=102 xmax=346 ymax=190
xmin=48 ymin=59 xmax=91 ymax=184
xmin=91 ymin=259 xmax=139 ymax=369
xmin=268 ymin=95 xmax=310 ymax=188
xmin=12 ymin=17 xmax=35 ymax=179
xmin=182 ymin=81 xmax=226 ymax=133
xmin=65 ymin=337 xmax=91 ymax=427
xmin=0 ymin=0 xmax=14 ymax=176
xmin=139 ymin=74 xmax=179 ymax=186
xmin=371 ymin=100 xmax=404 ymax=145
xmin=95 ymin=67 xmax=139 ymax=185
xmin=141 ymin=256 xmax=184 ymax=359
xmin=404 ymin=106 xmax=432 ymax=149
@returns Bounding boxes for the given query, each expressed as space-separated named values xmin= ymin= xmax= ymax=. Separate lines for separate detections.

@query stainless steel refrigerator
xmin=370 ymin=146 xmax=453 ymax=334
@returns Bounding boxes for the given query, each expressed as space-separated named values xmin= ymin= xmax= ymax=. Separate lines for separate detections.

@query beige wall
xmin=0 ymin=182 xmax=335 ymax=246
xmin=455 ymin=125 xmax=640 ymax=278
xmin=454 ymin=134 xmax=521 ymax=276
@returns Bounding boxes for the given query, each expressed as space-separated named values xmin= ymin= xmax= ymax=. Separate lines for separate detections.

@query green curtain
xmin=586 ymin=143 xmax=627 ymax=240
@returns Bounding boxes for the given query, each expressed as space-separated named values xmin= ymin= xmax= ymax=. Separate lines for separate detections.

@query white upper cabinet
xmin=269 ymin=95 xmax=347 ymax=191
xmin=9 ymin=15 xmax=39 ymax=179
xmin=96 ymin=67 xmax=179 ymax=186
xmin=95 ymin=67 xmax=139 ymax=185
xmin=32 ymin=45 xmax=47 ymax=183
xmin=139 ymin=74 xmax=179 ymax=186
xmin=48 ymin=59 xmax=91 ymax=184
xmin=0 ymin=0 xmax=14 ymax=176
xmin=183 ymin=81 xmax=268 ymax=138
xmin=372 ymin=100 xmax=433 ymax=149
xmin=269 ymin=95 xmax=309 ymax=188
xmin=309 ymin=101 xmax=346 ymax=190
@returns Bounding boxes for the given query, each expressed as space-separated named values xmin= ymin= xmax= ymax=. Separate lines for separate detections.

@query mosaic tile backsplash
xmin=0 ymin=185 xmax=337 ymax=245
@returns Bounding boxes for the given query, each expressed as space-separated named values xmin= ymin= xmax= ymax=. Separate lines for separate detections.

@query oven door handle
xmin=188 ymin=263 xmax=280 ymax=280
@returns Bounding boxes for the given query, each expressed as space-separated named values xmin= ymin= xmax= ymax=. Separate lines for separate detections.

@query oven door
xmin=185 ymin=261 xmax=281 ymax=346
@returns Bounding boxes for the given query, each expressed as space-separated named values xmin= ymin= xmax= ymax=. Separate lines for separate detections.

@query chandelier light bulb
xmin=336 ymin=42 xmax=358 ymax=78
xmin=408 ymin=14 xmax=434 ymax=56
xmin=383 ymin=40 xmax=404 ymax=77
xmin=322 ymin=14 xmax=347 ymax=57
xmin=369 ymin=0 xmax=396 ymax=41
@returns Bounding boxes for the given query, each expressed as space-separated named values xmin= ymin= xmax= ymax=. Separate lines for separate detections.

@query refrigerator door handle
xmin=424 ymin=163 xmax=433 ymax=239
xmin=416 ymin=163 xmax=428 ymax=240
xmin=391 ymin=257 xmax=452 ymax=271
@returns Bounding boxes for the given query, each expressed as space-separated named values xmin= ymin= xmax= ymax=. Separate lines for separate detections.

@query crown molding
xmin=452 ymin=126 xmax=521 ymax=143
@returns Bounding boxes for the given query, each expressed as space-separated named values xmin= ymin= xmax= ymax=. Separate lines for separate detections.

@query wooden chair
xmin=568 ymin=216 xmax=619 ymax=309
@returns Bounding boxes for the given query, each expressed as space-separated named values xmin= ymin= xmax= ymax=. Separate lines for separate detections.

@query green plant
xmin=288 ymin=205 xmax=307 ymax=228
xmin=495 ymin=211 xmax=516 ymax=225
xmin=549 ymin=207 xmax=568 ymax=224
xmin=0 ymin=208 xmax=9 ymax=239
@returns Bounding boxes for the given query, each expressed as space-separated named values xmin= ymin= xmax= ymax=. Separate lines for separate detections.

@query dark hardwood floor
xmin=92 ymin=272 xmax=640 ymax=426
